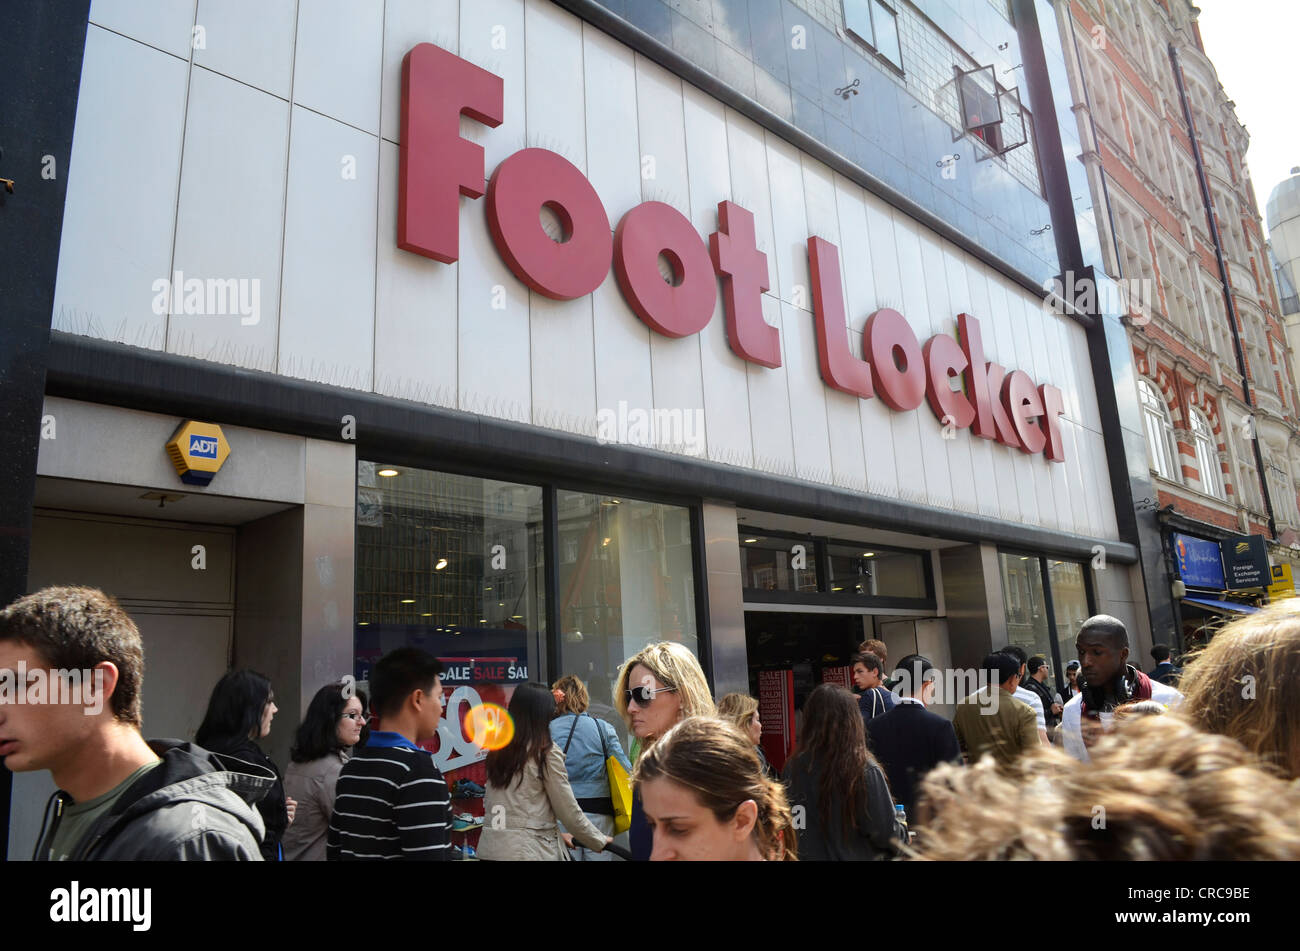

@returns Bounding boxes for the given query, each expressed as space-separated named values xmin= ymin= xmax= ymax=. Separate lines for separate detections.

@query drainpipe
xmin=1169 ymin=42 xmax=1277 ymax=539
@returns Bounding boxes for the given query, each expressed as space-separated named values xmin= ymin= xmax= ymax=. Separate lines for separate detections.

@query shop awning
xmin=1182 ymin=597 xmax=1260 ymax=615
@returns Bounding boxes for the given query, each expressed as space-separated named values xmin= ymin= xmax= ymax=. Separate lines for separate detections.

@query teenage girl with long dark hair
xmin=476 ymin=682 xmax=613 ymax=861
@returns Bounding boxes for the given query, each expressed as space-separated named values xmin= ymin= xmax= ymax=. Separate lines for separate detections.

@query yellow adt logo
xmin=165 ymin=421 xmax=230 ymax=486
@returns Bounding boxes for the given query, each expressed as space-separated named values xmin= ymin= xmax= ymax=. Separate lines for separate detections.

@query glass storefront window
xmin=999 ymin=552 xmax=1053 ymax=664
xmin=354 ymin=461 xmax=548 ymax=855
xmin=827 ymin=544 xmax=926 ymax=598
xmin=1049 ymin=560 xmax=1089 ymax=687
xmin=556 ymin=491 xmax=698 ymax=745
xmin=740 ymin=535 xmax=819 ymax=593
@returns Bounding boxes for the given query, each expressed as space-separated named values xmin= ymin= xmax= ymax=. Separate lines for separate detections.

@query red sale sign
xmin=757 ymin=668 xmax=795 ymax=773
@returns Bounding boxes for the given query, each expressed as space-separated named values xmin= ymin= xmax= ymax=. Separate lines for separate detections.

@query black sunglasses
xmin=625 ymin=684 xmax=677 ymax=706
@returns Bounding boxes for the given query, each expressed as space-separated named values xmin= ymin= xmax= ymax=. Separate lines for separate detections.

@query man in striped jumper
xmin=328 ymin=648 xmax=450 ymax=860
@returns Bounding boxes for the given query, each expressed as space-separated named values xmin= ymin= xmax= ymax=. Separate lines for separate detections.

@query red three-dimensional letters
xmin=808 ymin=237 xmax=874 ymax=398
xmin=398 ymin=43 xmax=503 ymax=263
xmin=711 ymin=202 xmax=781 ymax=368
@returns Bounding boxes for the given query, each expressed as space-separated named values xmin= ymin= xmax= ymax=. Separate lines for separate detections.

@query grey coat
xmin=37 ymin=739 xmax=270 ymax=861
xmin=476 ymin=744 xmax=608 ymax=861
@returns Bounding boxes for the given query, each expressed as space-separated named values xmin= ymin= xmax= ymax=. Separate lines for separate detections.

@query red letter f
xmin=399 ymin=43 xmax=504 ymax=263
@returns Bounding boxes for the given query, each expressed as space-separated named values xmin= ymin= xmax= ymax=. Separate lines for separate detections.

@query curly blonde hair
xmin=633 ymin=716 xmax=797 ymax=861
xmin=915 ymin=715 xmax=1300 ymax=860
xmin=615 ymin=642 xmax=715 ymax=751
xmin=1176 ymin=597 xmax=1300 ymax=779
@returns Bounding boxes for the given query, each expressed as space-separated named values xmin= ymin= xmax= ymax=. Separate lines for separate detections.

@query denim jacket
xmin=548 ymin=713 xmax=632 ymax=802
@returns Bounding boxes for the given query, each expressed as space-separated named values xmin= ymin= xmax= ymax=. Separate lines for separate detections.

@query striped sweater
xmin=327 ymin=732 xmax=450 ymax=861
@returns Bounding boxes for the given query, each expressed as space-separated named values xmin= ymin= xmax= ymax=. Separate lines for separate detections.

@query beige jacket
xmin=476 ymin=744 xmax=607 ymax=861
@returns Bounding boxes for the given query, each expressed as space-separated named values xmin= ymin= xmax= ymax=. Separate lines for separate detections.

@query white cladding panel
xmin=54 ymin=0 xmax=1120 ymax=543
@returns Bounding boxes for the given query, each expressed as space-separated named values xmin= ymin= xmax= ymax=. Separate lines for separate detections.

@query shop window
xmin=1140 ymin=379 xmax=1180 ymax=483
xmin=1191 ymin=409 xmax=1224 ymax=500
xmin=845 ymin=0 xmax=903 ymax=72
xmin=556 ymin=491 xmax=698 ymax=744
xmin=1000 ymin=552 xmax=1094 ymax=695
xmin=999 ymin=552 xmax=1052 ymax=665
xmin=354 ymin=463 xmax=545 ymax=642
xmin=826 ymin=544 xmax=926 ymax=599
xmin=741 ymin=534 xmax=819 ymax=593
xmin=1048 ymin=560 xmax=1090 ymax=684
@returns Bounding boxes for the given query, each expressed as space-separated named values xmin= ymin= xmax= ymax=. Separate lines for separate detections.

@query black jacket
xmin=1148 ymin=661 xmax=1181 ymax=687
xmin=865 ymin=700 xmax=962 ymax=824
xmin=782 ymin=756 xmax=904 ymax=861
xmin=203 ymin=736 xmax=288 ymax=861
xmin=35 ymin=739 xmax=269 ymax=860
xmin=1021 ymin=676 xmax=1061 ymax=731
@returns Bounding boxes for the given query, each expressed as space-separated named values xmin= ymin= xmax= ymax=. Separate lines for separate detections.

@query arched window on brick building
xmin=1190 ymin=409 xmax=1222 ymax=499
xmin=1140 ymin=379 xmax=1180 ymax=483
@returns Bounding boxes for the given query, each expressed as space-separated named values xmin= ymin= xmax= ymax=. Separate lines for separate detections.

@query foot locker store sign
xmin=397 ymin=43 xmax=1067 ymax=463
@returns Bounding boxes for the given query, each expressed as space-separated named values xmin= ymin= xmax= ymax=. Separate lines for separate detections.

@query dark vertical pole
xmin=689 ymin=504 xmax=714 ymax=690
xmin=1039 ymin=557 xmax=1064 ymax=696
xmin=0 ymin=1 xmax=92 ymax=862
xmin=542 ymin=486 xmax=560 ymax=689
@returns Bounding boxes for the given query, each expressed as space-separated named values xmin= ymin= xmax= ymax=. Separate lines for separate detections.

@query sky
xmin=1194 ymin=0 xmax=1298 ymax=228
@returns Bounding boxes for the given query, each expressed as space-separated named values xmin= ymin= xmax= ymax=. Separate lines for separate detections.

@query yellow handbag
xmin=591 ymin=714 xmax=633 ymax=835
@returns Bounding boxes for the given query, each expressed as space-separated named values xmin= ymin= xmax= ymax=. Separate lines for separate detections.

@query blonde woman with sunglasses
xmin=614 ymin=642 xmax=715 ymax=860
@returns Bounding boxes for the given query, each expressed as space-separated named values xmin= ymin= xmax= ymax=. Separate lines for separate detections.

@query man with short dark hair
xmin=866 ymin=655 xmax=961 ymax=823
xmin=852 ymin=651 xmax=895 ymax=726
xmin=1062 ymin=616 xmax=1183 ymax=761
xmin=1023 ymin=655 xmax=1063 ymax=733
xmin=997 ymin=645 xmax=1049 ymax=745
xmin=0 ymin=586 xmax=266 ymax=860
xmin=952 ymin=652 xmax=1040 ymax=767
xmin=1148 ymin=644 xmax=1181 ymax=687
xmin=328 ymin=647 xmax=450 ymax=860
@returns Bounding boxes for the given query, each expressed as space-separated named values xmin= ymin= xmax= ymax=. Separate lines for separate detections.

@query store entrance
xmin=744 ymin=610 xmax=867 ymax=702
xmin=744 ymin=610 xmax=868 ymax=771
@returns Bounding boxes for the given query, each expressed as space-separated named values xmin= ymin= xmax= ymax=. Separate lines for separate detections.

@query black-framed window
xmin=845 ymin=0 xmax=904 ymax=73
xmin=998 ymin=550 xmax=1096 ymax=695
xmin=354 ymin=460 xmax=706 ymax=755
xmin=741 ymin=529 xmax=935 ymax=611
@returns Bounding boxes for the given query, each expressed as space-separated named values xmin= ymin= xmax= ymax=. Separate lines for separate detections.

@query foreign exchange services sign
xmin=397 ymin=42 xmax=1068 ymax=462
xmin=1223 ymin=534 xmax=1269 ymax=589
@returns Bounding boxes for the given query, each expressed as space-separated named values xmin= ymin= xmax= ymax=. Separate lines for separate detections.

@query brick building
xmin=1064 ymin=0 xmax=1300 ymax=647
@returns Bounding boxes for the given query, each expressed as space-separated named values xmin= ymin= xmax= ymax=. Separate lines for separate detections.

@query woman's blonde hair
xmin=551 ymin=674 xmax=589 ymax=715
xmin=716 ymin=692 xmax=759 ymax=733
xmin=615 ymin=642 xmax=715 ymax=750
xmin=915 ymin=715 xmax=1300 ymax=860
xmin=1176 ymin=597 xmax=1300 ymax=779
xmin=633 ymin=716 xmax=797 ymax=861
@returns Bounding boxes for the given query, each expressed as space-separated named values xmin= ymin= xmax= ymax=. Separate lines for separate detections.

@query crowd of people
xmin=2 ymin=584 xmax=1299 ymax=861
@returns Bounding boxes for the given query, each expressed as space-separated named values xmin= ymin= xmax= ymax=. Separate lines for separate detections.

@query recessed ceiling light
xmin=744 ymin=538 xmax=758 ymax=544
xmin=358 ymin=621 xmax=369 ymax=626
xmin=863 ymin=552 xmax=875 ymax=557
xmin=400 ymin=598 xmax=415 ymax=604
xmin=378 ymin=468 xmax=400 ymax=477
xmin=421 ymin=613 xmax=432 ymax=617
xmin=435 ymin=558 xmax=448 ymax=570
xmin=602 ymin=537 xmax=611 ymax=546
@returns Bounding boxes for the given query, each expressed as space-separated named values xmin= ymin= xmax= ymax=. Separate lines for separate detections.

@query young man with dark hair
xmin=0 ymin=586 xmax=266 ymax=859
xmin=859 ymin=638 xmax=897 ymax=690
xmin=1148 ymin=644 xmax=1181 ymax=687
xmin=851 ymin=651 xmax=895 ymax=725
xmin=1023 ymin=654 xmax=1063 ymax=733
xmin=952 ymin=652 xmax=1040 ymax=767
xmin=996 ymin=644 xmax=1049 ymax=745
xmin=1062 ymin=616 xmax=1183 ymax=761
xmin=328 ymin=647 xmax=450 ymax=860
xmin=865 ymin=654 xmax=961 ymax=823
